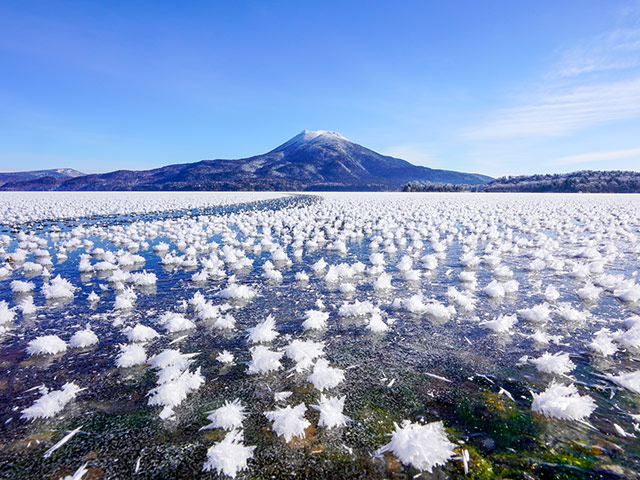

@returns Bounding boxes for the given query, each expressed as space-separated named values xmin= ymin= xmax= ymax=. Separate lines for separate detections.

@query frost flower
xmin=378 ymin=420 xmax=456 ymax=473
xmin=203 ymin=430 xmax=255 ymax=478
xmin=531 ymin=382 xmax=596 ymax=420
xmin=21 ymin=383 xmax=82 ymax=420
xmin=264 ymin=404 xmax=310 ymax=442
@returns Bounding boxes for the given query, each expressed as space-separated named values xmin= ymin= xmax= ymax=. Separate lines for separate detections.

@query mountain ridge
xmin=0 ymin=131 xmax=492 ymax=191
xmin=403 ymin=170 xmax=640 ymax=193
xmin=0 ymin=168 xmax=85 ymax=187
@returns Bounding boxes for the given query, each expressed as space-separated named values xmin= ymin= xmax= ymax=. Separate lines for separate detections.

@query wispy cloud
xmin=552 ymin=147 xmax=640 ymax=165
xmin=468 ymin=19 xmax=640 ymax=141
xmin=468 ymin=76 xmax=640 ymax=139
xmin=382 ymin=143 xmax=440 ymax=167
xmin=553 ymin=28 xmax=640 ymax=78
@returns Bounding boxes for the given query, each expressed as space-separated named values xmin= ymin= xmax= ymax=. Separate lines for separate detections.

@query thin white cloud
xmin=468 ymin=20 xmax=640 ymax=141
xmin=554 ymin=28 xmax=640 ymax=78
xmin=553 ymin=147 xmax=640 ymax=165
xmin=556 ymin=59 xmax=638 ymax=78
xmin=468 ymin=76 xmax=640 ymax=139
xmin=382 ymin=143 xmax=438 ymax=166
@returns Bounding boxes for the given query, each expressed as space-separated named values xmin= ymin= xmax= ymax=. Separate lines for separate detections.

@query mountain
xmin=0 ymin=168 xmax=85 ymax=187
xmin=0 ymin=131 xmax=491 ymax=191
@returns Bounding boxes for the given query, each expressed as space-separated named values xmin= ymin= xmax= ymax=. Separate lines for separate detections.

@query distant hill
xmin=403 ymin=170 xmax=640 ymax=193
xmin=0 ymin=168 xmax=84 ymax=187
xmin=0 ymin=130 xmax=491 ymax=191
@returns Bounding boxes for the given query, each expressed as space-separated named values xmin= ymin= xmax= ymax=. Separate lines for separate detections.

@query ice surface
xmin=2 ymin=192 xmax=640 ymax=478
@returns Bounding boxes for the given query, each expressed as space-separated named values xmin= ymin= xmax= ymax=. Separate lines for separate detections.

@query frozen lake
xmin=1 ymin=192 xmax=639 ymax=479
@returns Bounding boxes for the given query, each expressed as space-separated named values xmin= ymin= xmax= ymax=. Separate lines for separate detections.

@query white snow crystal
xmin=264 ymin=404 xmax=310 ymax=442
xmin=307 ymin=359 xmax=345 ymax=391
xmin=147 ymin=367 xmax=205 ymax=419
xmin=577 ymin=283 xmax=602 ymax=302
xmin=21 ymin=382 xmax=82 ymax=420
xmin=493 ymin=265 xmax=513 ymax=279
xmin=263 ymin=268 xmax=283 ymax=282
xmin=202 ymin=399 xmax=247 ymax=431
xmin=532 ymin=382 xmax=596 ymax=420
xmin=274 ymin=391 xmax=293 ymax=402
xmin=217 ymin=350 xmax=234 ymax=364
xmin=17 ymin=296 xmax=36 ymax=315
xmin=378 ymin=420 xmax=456 ymax=473
xmin=481 ymin=314 xmax=517 ymax=333
xmin=543 ymin=285 xmax=560 ymax=302
xmin=615 ymin=326 xmax=640 ymax=349
xmin=391 ymin=294 xmax=428 ymax=314
xmin=148 ymin=349 xmax=196 ymax=370
xmin=301 ymin=310 xmax=329 ymax=331
xmin=126 ymin=324 xmax=160 ymax=343
xmin=114 ymin=288 xmax=137 ymax=310
xmin=338 ymin=299 xmax=375 ymax=317
xmin=128 ymin=270 xmax=157 ymax=286
xmin=43 ymin=275 xmax=76 ymax=300
xmin=423 ymin=301 xmax=454 ymax=321
xmin=60 ymin=462 xmax=89 ymax=480
xmin=11 ymin=280 xmax=35 ymax=293
xmin=295 ymin=271 xmax=309 ymax=282
xmin=614 ymin=284 xmax=640 ymax=303
xmin=157 ymin=312 xmax=195 ymax=333
xmin=22 ymin=262 xmax=43 ymax=274
xmin=216 ymin=284 xmax=256 ymax=300
xmin=312 ymin=258 xmax=327 ymax=272
xmin=246 ymin=315 xmax=278 ymax=343
xmin=367 ymin=311 xmax=389 ymax=333
xmin=339 ymin=283 xmax=356 ymax=294
xmin=607 ymin=370 xmax=640 ymax=394
xmin=517 ymin=304 xmax=551 ymax=323
xmin=311 ymin=395 xmax=350 ymax=428
xmin=482 ymin=280 xmax=505 ymax=298
xmin=247 ymin=346 xmax=283 ymax=374
xmin=531 ymin=352 xmax=575 ymax=375
xmin=116 ymin=343 xmax=147 ymax=368
xmin=212 ymin=313 xmax=236 ymax=330
xmin=588 ymin=329 xmax=617 ymax=357
xmin=284 ymin=339 xmax=325 ymax=372
xmin=403 ymin=269 xmax=420 ymax=282
xmin=202 ymin=430 xmax=255 ymax=478
xmin=421 ymin=254 xmax=438 ymax=270
xmin=27 ymin=335 xmax=67 ymax=355
xmin=556 ymin=304 xmax=588 ymax=323
xmin=502 ymin=279 xmax=519 ymax=294
xmin=373 ymin=272 xmax=393 ymax=291
xmin=69 ymin=327 xmax=98 ymax=348
xmin=459 ymin=271 xmax=477 ymax=283
xmin=0 ymin=301 xmax=16 ymax=325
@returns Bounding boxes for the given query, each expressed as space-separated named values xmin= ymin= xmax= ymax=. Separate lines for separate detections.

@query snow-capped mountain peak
xmin=271 ymin=130 xmax=351 ymax=153
xmin=301 ymin=130 xmax=349 ymax=142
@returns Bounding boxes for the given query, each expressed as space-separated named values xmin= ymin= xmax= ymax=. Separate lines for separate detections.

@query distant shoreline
xmin=403 ymin=170 xmax=640 ymax=194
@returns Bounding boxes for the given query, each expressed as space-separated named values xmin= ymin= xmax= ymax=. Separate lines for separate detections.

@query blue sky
xmin=1 ymin=1 xmax=640 ymax=177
